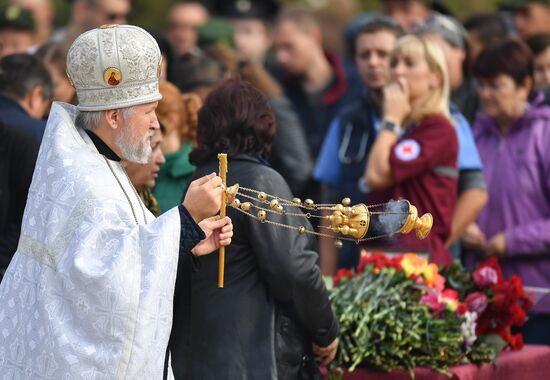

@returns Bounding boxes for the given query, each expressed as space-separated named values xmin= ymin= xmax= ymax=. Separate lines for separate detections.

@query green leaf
xmin=324 ymin=275 xmax=334 ymax=291
xmin=479 ymin=334 xmax=508 ymax=353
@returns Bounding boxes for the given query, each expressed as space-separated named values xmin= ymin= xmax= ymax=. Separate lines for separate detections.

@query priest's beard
xmin=115 ymin=125 xmax=153 ymax=164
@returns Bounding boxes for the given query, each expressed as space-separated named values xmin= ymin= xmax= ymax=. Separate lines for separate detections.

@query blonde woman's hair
xmin=392 ymin=34 xmax=451 ymax=124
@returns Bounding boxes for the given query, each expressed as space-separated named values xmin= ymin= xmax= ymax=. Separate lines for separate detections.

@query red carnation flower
xmin=465 ymin=292 xmax=488 ymax=315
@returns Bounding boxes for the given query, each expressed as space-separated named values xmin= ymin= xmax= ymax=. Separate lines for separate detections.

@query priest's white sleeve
xmin=0 ymin=196 xmax=181 ymax=380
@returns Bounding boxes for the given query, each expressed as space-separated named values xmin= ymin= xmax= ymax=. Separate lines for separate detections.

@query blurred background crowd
xmin=1 ymin=0 xmax=550 ymax=346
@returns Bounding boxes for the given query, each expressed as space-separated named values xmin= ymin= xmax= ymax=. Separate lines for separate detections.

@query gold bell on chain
xmin=257 ymin=210 xmax=267 ymax=222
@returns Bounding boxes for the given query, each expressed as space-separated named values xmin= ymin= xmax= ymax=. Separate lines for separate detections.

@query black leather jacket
xmin=168 ymin=155 xmax=338 ymax=380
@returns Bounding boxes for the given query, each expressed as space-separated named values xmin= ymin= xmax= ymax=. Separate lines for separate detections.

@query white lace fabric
xmin=0 ymin=103 xmax=180 ymax=379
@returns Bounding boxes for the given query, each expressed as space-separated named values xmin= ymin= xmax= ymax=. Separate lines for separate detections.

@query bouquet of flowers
xmin=328 ymin=252 xmax=533 ymax=378
xmin=441 ymin=256 xmax=533 ymax=350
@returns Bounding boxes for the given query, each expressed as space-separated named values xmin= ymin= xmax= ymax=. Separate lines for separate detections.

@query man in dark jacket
xmin=0 ymin=122 xmax=39 ymax=281
xmin=0 ymin=53 xmax=52 ymax=142
xmin=272 ymin=7 xmax=363 ymax=200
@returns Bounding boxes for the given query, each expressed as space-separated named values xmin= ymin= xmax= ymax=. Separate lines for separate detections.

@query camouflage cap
xmin=0 ymin=4 xmax=35 ymax=32
xmin=197 ymin=18 xmax=234 ymax=49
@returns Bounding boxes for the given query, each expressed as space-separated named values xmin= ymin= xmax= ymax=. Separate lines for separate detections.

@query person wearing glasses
xmin=52 ymin=0 xmax=131 ymax=49
xmin=463 ymin=39 xmax=550 ymax=345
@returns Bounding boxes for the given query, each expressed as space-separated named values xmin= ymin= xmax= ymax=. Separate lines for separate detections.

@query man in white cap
xmin=0 ymin=24 xmax=233 ymax=379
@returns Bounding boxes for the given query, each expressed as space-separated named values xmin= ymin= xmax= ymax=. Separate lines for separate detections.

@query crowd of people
xmin=1 ymin=0 xmax=550 ymax=378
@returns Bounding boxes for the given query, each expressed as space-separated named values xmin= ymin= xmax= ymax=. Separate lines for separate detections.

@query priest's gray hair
xmin=76 ymin=106 xmax=136 ymax=131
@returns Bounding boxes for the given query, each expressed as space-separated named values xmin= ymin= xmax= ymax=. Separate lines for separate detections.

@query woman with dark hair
xmin=463 ymin=38 xmax=550 ymax=345
xmin=201 ymin=42 xmax=314 ymax=196
xmin=168 ymin=78 xmax=339 ymax=380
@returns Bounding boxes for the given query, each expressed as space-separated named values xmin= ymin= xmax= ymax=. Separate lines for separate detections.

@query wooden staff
xmin=217 ymin=153 xmax=227 ymax=288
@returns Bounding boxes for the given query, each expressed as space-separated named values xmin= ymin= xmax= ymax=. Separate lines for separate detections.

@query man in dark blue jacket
xmin=0 ymin=122 xmax=38 ymax=282
xmin=272 ymin=7 xmax=363 ymax=200
xmin=0 ymin=53 xmax=52 ymax=142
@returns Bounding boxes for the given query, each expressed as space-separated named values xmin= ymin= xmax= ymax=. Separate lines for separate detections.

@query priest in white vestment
xmin=0 ymin=25 xmax=233 ymax=379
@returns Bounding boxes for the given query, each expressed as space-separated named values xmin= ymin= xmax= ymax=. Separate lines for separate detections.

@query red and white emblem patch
xmin=394 ymin=139 xmax=421 ymax=161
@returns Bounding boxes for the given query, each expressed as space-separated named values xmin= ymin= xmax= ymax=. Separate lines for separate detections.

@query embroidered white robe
xmin=0 ymin=103 xmax=181 ymax=379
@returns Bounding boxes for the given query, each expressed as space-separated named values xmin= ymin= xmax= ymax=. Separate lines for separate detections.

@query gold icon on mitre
xmin=103 ymin=67 xmax=122 ymax=86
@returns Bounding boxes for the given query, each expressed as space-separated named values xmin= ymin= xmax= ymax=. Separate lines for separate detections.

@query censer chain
xmin=230 ymin=205 xmax=400 ymax=243
xmin=235 ymin=186 xmax=404 ymax=211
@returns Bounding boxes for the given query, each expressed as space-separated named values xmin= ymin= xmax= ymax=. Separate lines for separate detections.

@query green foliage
xmin=440 ymin=262 xmax=475 ymax=300
xmin=130 ymin=0 xmax=173 ymax=29
xmin=329 ymin=266 xmax=499 ymax=378
xmin=294 ymin=0 xmax=503 ymax=20
xmin=50 ymin=1 xmax=504 ymax=32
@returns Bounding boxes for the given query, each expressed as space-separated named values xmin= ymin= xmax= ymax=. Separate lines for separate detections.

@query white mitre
xmin=66 ymin=24 xmax=162 ymax=111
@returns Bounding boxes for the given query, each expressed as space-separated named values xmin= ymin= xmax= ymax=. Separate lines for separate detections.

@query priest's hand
xmin=183 ymin=173 xmax=224 ymax=223
xmin=191 ymin=216 xmax=233 ymax=256
xmin=312 ymin=337 xmax=339 ymax=366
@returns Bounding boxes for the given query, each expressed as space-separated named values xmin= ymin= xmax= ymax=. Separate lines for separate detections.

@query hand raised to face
xmin=383 ymin=77 xmax=411 ymax=125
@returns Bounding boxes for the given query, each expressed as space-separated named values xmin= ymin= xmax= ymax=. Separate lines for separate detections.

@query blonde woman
xmin=365 ymin=35 xmax=458 ymax=266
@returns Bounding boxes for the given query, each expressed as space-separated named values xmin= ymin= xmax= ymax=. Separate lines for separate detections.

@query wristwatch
xmin=381 ymin=119 xmax=404 ymax=136
xmin=358 ymin=176 xmax=371 ymax=194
